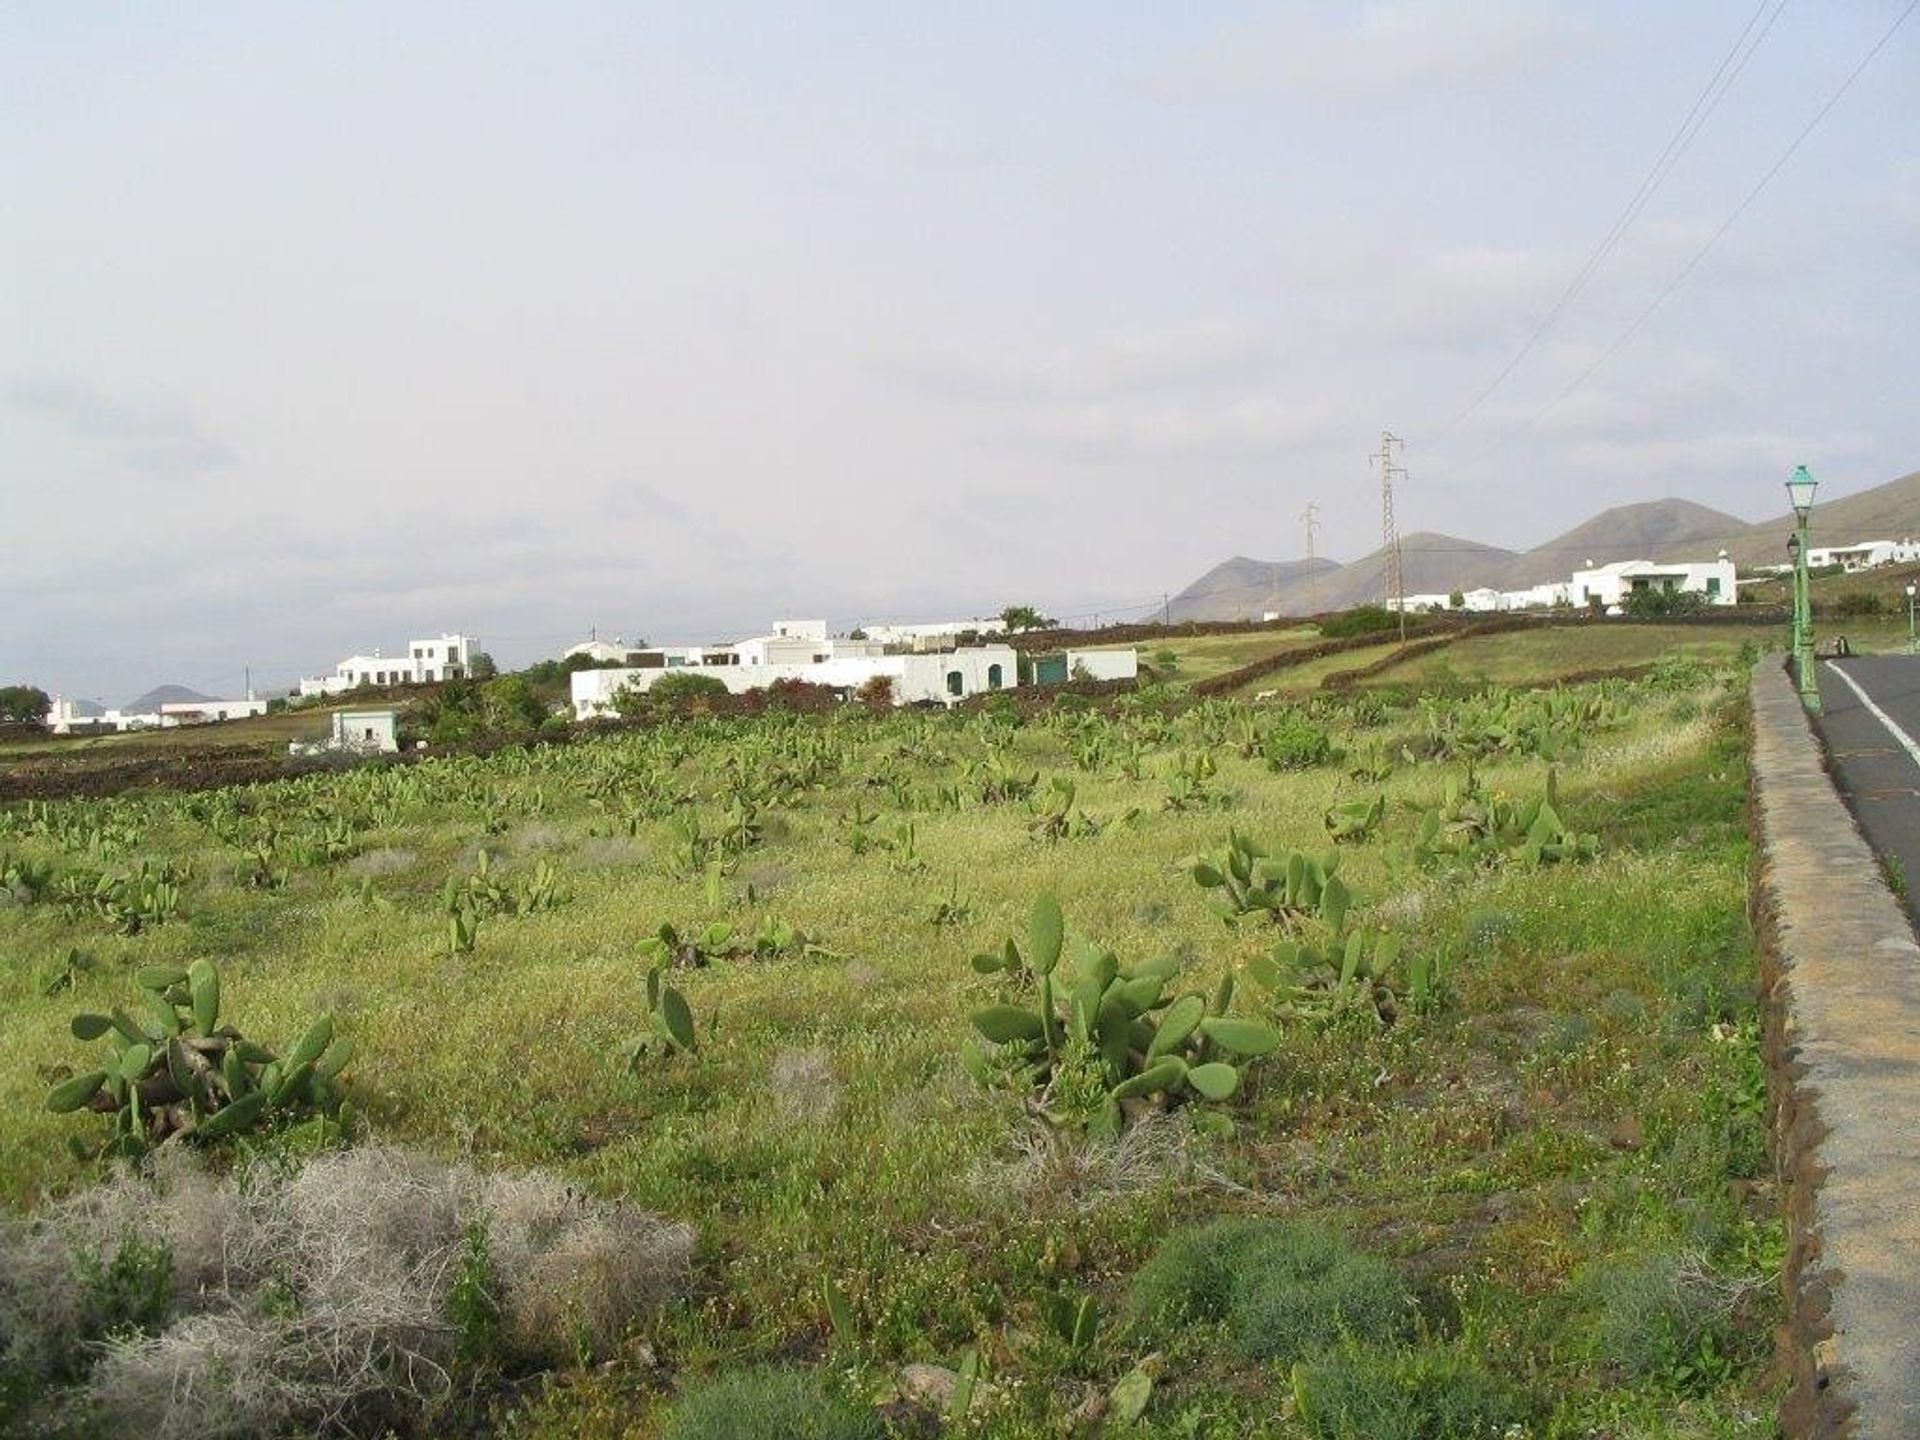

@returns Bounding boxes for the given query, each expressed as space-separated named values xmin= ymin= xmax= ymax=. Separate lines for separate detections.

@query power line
xmin=1433 ymin=0 xmax=1789 ymax=444
xmin=1438 ymin=0 xmax=1918 ymax=482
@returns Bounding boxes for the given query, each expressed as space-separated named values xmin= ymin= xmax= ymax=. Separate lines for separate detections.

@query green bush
xmin=663 ymin=1368 xmax=879 ymax=1440
xmin=625 ymin=672 xmax=729 ymax=718
xmin=1623 ymin=588 xmax=1706 ymax=618
xmin=1576 ymin=1250 xmax=1742 ymax=1392
xmin=1263 ymin=714 xmax=1335 ymax=771
xmin=1320 ymin=605 xmax=1398 ymax=639
xmin=1830 ymin=590 xmax=1886 ymax=618
xmin=1128 ymin=1218 xmax=1408 ymax=1365
xmin=1292 ymin=1341 xmax=1521 ymax=1440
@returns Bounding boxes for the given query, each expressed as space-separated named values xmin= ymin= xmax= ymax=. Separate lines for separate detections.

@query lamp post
xmin=1907 ymin=583 xmax=1916 ymax=654
xmin=1786 ymin=465 xmax=1820 ymax=714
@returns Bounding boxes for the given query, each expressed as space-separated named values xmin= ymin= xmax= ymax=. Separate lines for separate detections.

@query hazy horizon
xmin=6 ymin=3 xmax=1918 ymax=702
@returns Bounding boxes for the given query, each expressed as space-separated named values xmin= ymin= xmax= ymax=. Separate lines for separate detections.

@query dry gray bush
xmin=769 ymin=1048 xmax=840 ymax=1123
xmin=344 ymin=847 xmax=417 ymax=878
xmin=972 ymin=1109 xmax=1246 ymax=1207
xmin=479 ymin=1170 xmax=694 ymax=1363
xmin=2 ymin=1145 xmax=692 ymax=1439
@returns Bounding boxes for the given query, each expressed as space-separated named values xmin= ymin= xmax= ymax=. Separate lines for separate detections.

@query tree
xmin=0 ymin=685 xmax=50 ymax=726
xmin=1448 ymin=590 xmax=1466 ymax=610
xmin=1000 ymin=605 xmax=1056 ymax=632
xmin=481 ymin=675 xmax=548 ymax=730
xmin=467 ymin=651 xmax=498 ymax=680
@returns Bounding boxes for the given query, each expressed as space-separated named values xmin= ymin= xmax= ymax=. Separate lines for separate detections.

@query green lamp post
xmin=1786 ymin=465 xmax=1820 ymax=714
xmin=1907 ymin=582 xmax=1916 ymax=654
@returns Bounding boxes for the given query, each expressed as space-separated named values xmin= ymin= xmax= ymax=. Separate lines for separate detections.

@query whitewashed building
xmin=860 ymin=617 xmax=1010 ymax=650
xmin=299 ymin=633 xmax=475 ymax=697
xmin=290 ymin=709 xmax=400 ymax=756
xmin=572 ymin=645 xmax=1026 ymax=717
xmin=1807 ymin=540 xmax=1917 ymax=572
xmin=1064 ymin=649 xmax=1141 ymax=682
xmin=1570 ymin=558 xmax=1736 ymax=610
xmin=564 ymin=638 xmax=641 ymax=665
xmin=48 ymin=695 xmax=267 ymax=735
xmin=160 ymin=698 xmax=269 ymax=725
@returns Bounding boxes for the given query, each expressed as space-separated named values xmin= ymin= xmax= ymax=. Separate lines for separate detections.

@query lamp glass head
xmin=1786 ymin=466 xmax=1818 ymax=521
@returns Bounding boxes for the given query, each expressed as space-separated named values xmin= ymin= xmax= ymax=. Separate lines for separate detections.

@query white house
xmin=1811 ymin=540 xmax=1911 ymax=572
xmin=299 ymin=633 xmax=475 ymax=697
xmin=159 ymin=698 xmax=269 ymax=725
xmin=860 ymin=618 xmax=1010 ymax=650
xmin=47 ymin=695 xmax=266 ymax=735
xmin=1064 ymin=649 xmax=1140 ymax=682
xmin=572 ymin=645 xmax=1025 ymax=717
xmin=1570 ymin=558 xmax=1735 ymax=609
xmin=564 ymin=637 xmax=642 ymax=665
xmin=291 ymin=709 xmax=400 ymax=755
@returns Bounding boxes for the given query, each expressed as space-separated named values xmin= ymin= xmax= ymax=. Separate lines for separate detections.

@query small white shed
xmin=331 ymin=710 xmax=399 ymax=753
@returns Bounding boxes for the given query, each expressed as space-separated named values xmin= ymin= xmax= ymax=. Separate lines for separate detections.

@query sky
xmin=4 ymin=1 xmax=1917 ymax=703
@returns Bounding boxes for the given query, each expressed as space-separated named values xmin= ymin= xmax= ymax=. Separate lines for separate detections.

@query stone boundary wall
xmin=1749 ymin=661 xmax=1920 ymax=1438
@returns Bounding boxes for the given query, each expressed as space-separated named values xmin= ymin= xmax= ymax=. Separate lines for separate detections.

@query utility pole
xmin=1162 ymin=593 xmax=1171 ymax=627
xmin=244 ymin=666 xmax=252 ymax=701
xmin=1300 ymin=502 xmax=1321 ymax=616
xmin=1371 ymin=430 xmax=1408 ymax=641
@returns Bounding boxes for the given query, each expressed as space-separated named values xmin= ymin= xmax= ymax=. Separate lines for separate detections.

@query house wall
xmin=330 ymin=711 xmax=399 ymax=753
xmin=570 ymin=644 xmax=1022 ymax=717
xmin=1063 ymin=649 xmax=1140 ymax=682
xmin=159 ymin=699 xmax=270 ymax=724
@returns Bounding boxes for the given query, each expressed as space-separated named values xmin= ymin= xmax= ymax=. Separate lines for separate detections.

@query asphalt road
xmin=1816 ymin=654 xmax=1920 ymax=919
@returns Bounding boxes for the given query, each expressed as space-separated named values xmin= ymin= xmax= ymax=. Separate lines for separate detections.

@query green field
xmin=1369 ymin=624 xmax=1779 ymax=689
xmin=0 ymin=659 xmax=1781 ymax=1438
xmin=1085 ymin=627 xmax=1321 ymax=685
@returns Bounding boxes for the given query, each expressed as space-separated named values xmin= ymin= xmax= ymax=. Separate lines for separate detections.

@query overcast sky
xmin=4 ymin=2 xmax=1917 ymax=702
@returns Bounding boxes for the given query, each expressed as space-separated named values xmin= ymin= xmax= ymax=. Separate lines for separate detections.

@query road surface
xmin=1816 ymin=654 xmax=1920 ymax=920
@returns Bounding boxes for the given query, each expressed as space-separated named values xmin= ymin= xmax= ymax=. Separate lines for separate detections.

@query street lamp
xmin=1786 ymin=465 xmax=1820 ymax=714
xmin=1907 ymin=582 xmax=1916 ymax=654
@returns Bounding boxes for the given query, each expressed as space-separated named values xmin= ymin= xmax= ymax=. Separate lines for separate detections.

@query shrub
xmin=1320 ymin=605 xmax=1398 ymax=639
xmin=0 ymin=1146 xmax=695 ymax=1438
xmin=1830 ymin=590 xmax=1886 ymax=618
xmin=1291 ymin=1341 xmax=1522 ymax=1440
xmin=649 ymin=671 xmax=733 ymax=707
xmin=1128 ymin=1218 xmax=1409 ymax=1365
xmin=854 ymin=674 xmax=895 ymax=712
xmin=1576 ymin=1249 xmax=1748 ymax=1392
xmin=663 ymin=1367 xmax=880 ymax=1440
xmin=1623 ymin=588 xmax=1706 ymax=618
xmin=1262 ymin=713 xmax=1335 ymax=771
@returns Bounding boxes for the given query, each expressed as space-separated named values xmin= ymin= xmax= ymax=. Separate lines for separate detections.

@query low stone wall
xmin=1749 ymin=661 xmax=1920 ymax=1438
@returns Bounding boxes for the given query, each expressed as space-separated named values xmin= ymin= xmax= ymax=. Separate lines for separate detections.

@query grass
xmin=0 ymin=659 xmax=1781 ymax=1437
xmin=0 ymin=706 xmax=339 ymax=762
xmin=1084 ymin=626 xmax=1322 ymax=685
xmin=1375 ymin=623 xmax=1775 ymax=688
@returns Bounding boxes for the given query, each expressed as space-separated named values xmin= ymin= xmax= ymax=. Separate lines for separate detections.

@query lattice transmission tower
xmin=1299 ymin=501 xmax=1321 ymax=615
xmin=1371 ymin=430 xmax=1407 ymax=641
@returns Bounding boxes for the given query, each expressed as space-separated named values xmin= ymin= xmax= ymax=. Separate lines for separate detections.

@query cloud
xmin=882 ymin=321 xmax=1280 ymax=407
xmin=5 ymin=375 xmax=236 ymax=478
xmin=1148 ymin=0 xmax=1598 ymax=102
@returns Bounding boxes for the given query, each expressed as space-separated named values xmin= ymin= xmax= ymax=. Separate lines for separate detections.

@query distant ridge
xmin=1167 ymin=556 xmax=1341 ymax=623
xmin=124 ymin=684 xmax=214 ymax=713
xmin=1171 ymin=467 xmax=1920 ymax=620
xmin=1512 ymin=499 xmax=1746 ymax=585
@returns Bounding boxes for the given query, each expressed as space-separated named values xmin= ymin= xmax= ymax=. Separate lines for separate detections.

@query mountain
xmin=124 ymin=684 xmax=214 ymax=713
xmin=1314 ymin=532 xmax=1522 ymax=611
xmin=1167 ymin=556 xmax=1342 ymax=623
xmin=1171 ymin=467 xmax=1920 ymax=620
xmin=1511 ymin=499 xmax=1748 ymax=585
xmin=1704 ymin=468 xmax=1920 ymax=570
